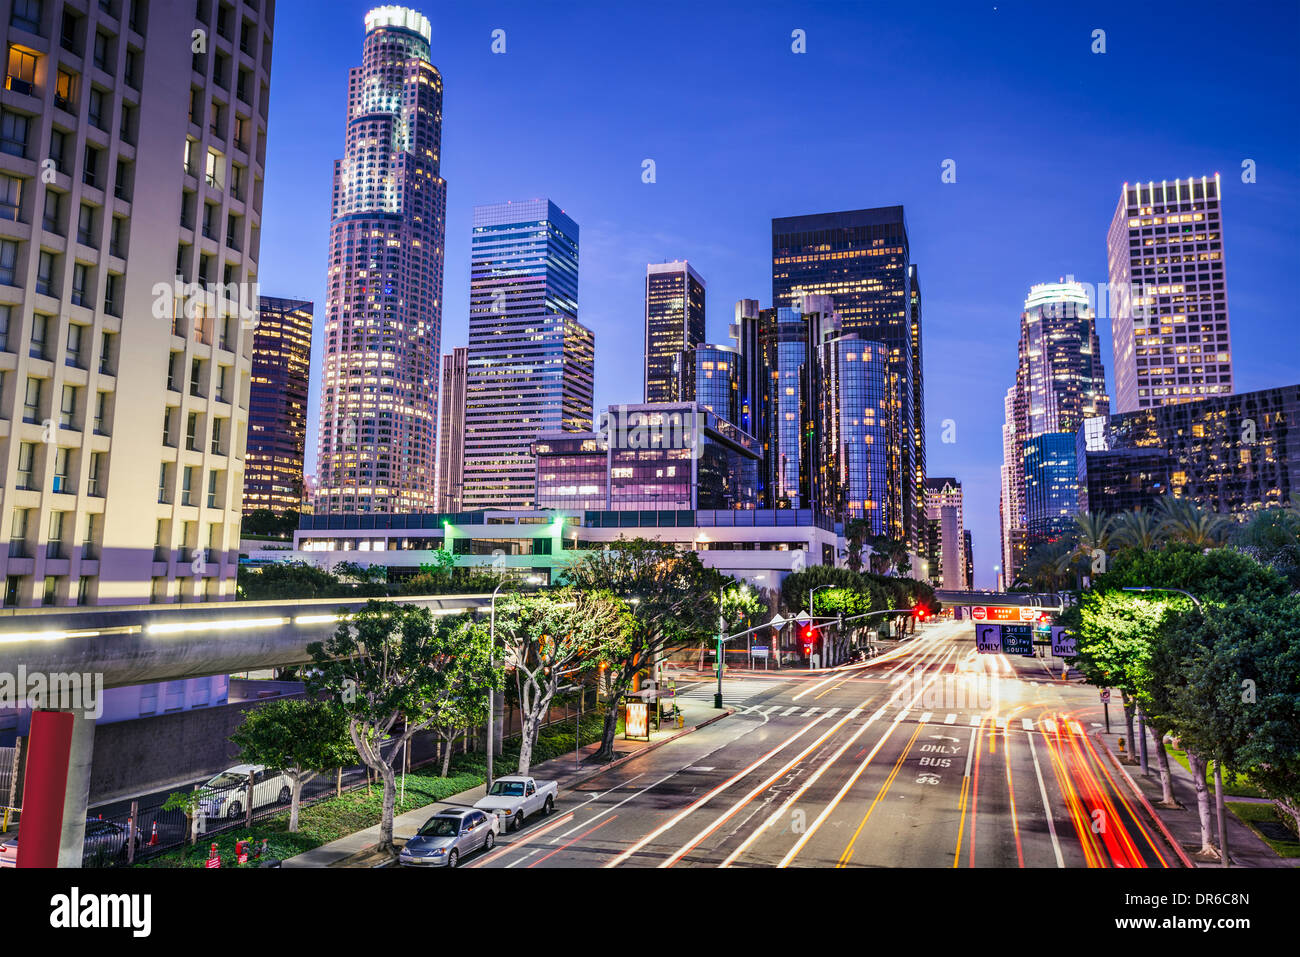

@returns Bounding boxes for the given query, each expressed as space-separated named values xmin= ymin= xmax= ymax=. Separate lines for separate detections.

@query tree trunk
xmin=1150 ymin=725 xmax=1178 ymax=807
xmin=440 ymin=733 xmax=452 ymax=777
xmin=1186 ymin=750 xmax=1219 ymax=859
xmin=595 ymin=695 xmax=620 ymax=761
xmin=289 ymin=777 xmax=303 ymax=833
xmin=518 ymin=712 xmax=539 ymax=776
xmin=1275 ymin=797 xmax=1300 ymax=840
xmin=1120 ymin=693 xmax=1136 ymax=758
xmin=377 ymin=761 xmax=397 ymax=852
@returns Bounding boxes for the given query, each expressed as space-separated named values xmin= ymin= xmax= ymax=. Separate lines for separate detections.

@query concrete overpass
xmin=0 ymin=592 xmax=495 ymax=690
xmin=0 ymin=592 xmax=495 ymax=867
xmin=934 ymin=590 xmax=1070 ymax=609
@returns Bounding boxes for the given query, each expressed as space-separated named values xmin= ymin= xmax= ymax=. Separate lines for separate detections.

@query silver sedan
xmin=398 ymin=808 xmax=496 ymax=868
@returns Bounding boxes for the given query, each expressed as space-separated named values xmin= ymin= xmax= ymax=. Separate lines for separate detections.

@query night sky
xmin=258 ymin=0 xmax=1300 ymax=586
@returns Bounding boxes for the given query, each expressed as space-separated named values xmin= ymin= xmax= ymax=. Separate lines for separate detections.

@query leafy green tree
xmin=1154 ymin=497 xmax=1232 ymax=548
xmin=844 ymin=518 xmax=872 ymax=573
xmin=493 ymin=589 xmax=631 ymax=775
xmin=1112 ymin=508 xmax=1163 ymax=551
xmin=423 ymin=618 xmax=498 ymax=777
xmin=237 ymin=561 xmax=339 ymax=600
xmin=305 ymin=601 xmax=500 ymax=851
xmin=1232 ymin=507 xmax=1300 ymax=589
xmin=561 ymin=539 xmax=720 ymax=760
xmin=229 ymin=698 xmax=354 ymax=831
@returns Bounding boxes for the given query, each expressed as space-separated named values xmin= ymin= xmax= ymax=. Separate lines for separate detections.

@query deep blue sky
xmin=259 ymin=0 xmax=1300 ymax=587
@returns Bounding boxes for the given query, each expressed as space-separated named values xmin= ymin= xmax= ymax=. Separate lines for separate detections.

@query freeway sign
xmin=969 ymin=606 xmax=1029 ymax=622
xmin=1000 ymin=624 xmax=1034 ymax=656
xmin=1050 ymin=626 xmax=1076 ymax=657
xmin=975 ymin=624 xmax=1001 ymax=654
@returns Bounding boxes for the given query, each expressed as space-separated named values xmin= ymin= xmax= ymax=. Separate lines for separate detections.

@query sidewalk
xmin=1097 ymin=728 xmax=1300 ymax=868
xmin=281 ymin=697 xmax=731 ymax=868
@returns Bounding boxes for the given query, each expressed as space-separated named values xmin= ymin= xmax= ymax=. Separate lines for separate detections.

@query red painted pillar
xmin=15 ymin=711 xmax=74 ymax=868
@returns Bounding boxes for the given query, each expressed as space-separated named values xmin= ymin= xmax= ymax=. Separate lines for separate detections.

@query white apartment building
xmin=0 ymin=0 xmax=276 ymax=607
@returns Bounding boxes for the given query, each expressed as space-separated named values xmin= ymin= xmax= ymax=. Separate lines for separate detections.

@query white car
xmin=197 ymin=764 xmax=294 ymax=822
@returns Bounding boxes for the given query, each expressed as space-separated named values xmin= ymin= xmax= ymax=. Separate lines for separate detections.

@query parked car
xmin=474 ymin=775 xmax=557 ymax=832
xmin=0 ymin=818 xmax=141 ymax=868
xmin=196 ymin=764 xmax=294 ymax=821
xmin=398 ymin=808 xmax=496 ymax=868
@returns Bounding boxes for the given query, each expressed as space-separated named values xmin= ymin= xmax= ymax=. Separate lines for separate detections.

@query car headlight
xmin=430 ymin=848 xmax=445 ymax=855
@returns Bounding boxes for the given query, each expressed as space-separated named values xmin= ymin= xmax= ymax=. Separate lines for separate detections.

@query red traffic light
xmin=913 ymin=605 xmax=929 ymax=621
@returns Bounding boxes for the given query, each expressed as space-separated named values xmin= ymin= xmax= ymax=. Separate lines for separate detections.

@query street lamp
xmin=1121 ymin=586 xmax=1203 ymax=612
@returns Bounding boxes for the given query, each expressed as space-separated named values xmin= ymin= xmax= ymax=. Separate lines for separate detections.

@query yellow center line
xmin=838 ymin=721 xmax=926 ymax=866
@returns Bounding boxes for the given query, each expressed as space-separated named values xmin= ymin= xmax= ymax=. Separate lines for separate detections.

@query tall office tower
xmin=923 ymin=477 xmax=965 ymax=590
xmin=1108 ymin=175 xmax=1232 ymax=413
xmin=730 ymin=298 xmax=762 ymax=451
xmin=999 ymin=281 xmax=1110 ymax=575
xmin=678 ymin=342 xmax=740 ymax=425
xmin=245 ymin=297 xmax=312 ymax=517
xmin=644 ymin=261 xmax=705 ymax=403
xmin=0 ymin=0 xmax=275 ymax=606
xmin=758 ymin=306 xmax=809 ymax=509
xmin=772 ymin=207 xmax=922 ymax=544
xmin=962 ymin=530 xmax=974 ymax=589
xmin=314 ymin=6 xmax=445 ymax=514
xmin=811 ymin=331 xmax=892 ymax=530
xmin=909 ymin=265 xmax=926 ymax=540
xmin=462 ymin=199 xmax=593 ymax=509
xmin=434 ymin=346 xmax=467 ymax=512
xmin=999 ymin=386 xmax=1022 ymax=583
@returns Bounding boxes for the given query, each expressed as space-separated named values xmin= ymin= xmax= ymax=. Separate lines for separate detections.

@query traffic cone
xmin=147 ymin=820 xmax=159 ymax=846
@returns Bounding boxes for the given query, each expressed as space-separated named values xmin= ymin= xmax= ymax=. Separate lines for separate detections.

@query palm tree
xmin=1112 ymin=508 xmax=1162 ymax=550
xmin=1154 ymin=497 xmax=1232 ymax=548
xmin=844 ymin=518 xmax=871 ymax=573
xmin=1017 ymin=541 xmax=1071 ymax=591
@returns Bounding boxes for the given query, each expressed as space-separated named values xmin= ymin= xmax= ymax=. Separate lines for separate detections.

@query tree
xmin=493 ymin=589 xmax=631 ymax=775
xmin=1232 ymin=507 xmax=1300 ymax=589
xmin=305 ymin=601 xmax=501 ymax=851
xmin=238 ymin=561 xmax=339 ymax=600
xmin=561 ymin=539 xmax=720 ymax=760
xmin=844 ymin=518 xmax=872 ymax=573
xmin=1112 ymin=508 xmax=1162 ymax=551
xmin=1154 ymin=497 xmax=1232 ymax=548
xmin=422 ymin=617 xmax=498 ymax=777
xmin=229 ymin=698 xmax=354 ymax=832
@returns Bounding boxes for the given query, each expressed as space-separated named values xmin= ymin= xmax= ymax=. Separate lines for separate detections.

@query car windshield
xmin=417 ymin=817 xmax=461 ymax=838
xmin=488 ymin=781 xmax=526 ymax=797
xmin=205 ymin=772 xmax=248 ymax=788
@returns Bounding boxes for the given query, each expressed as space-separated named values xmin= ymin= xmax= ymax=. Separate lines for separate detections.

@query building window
xmin=0 ymin=173 xmax=21 ymax=221
xmin=58 ymin=383 xmax=78 ymax=429
xmin=22 ymin=376 xmax=41 ymax=422
xmin=0 ymin=109 xmax=30 ymax=157
xmin=9 ymin=1 xmax=42 ymax=34
xmin=35 ymin=251 xmax=55 ymax=295
xmin=5 ymin=46 xmax=37 ymax=95
xmin=88 ymin=452 xmax=105 ymax=497
xmin=0 ymin=240 xmax=16 ymax=284
xmin=16 ymin=441 xmax=35 ymax=489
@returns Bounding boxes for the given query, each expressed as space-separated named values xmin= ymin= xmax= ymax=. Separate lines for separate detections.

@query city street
xmin=470 ymin=619 xmax=1172 ymax=868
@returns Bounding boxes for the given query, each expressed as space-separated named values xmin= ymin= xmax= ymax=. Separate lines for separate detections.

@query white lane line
xmin=505 ymin=849 xmax=539 ymax=868
xmin=944 ymin=713 xmax=957 ymax=725
xmin=848 ymin=708 xmax=863 ymax=719
xmin=963 ymin=725 xmax=978 ymax=778
xmin=1027 ymin=723 xmax=1066 ymax=868
xmin=553 ymin=768 xmax=683 ymax=840
xmin=781 ymin=707 xmax=800 ymax=717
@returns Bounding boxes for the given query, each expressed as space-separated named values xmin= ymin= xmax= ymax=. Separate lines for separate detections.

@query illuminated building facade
xmin=245 ymin=297 xmax=312 ymax=517
xmin=771 ymin=207 xmax=924 ymax=544
xmin=644 ymin=261 xmax=704 ymax=403
xmin=679 ymin=342 xmax=740 ymax=425
xmin=1077 ymin=385 xmax=1300 ymax=517
xmin=434 ymin=346 xmax=467 ymax=512
xmin=1108 ymin=175 xmax=1233 ymax=413
xmin=533 ymin=432 xmax=607 ymax=511
xmin=0 ymin=0 xmax=276 ymax=606
xmin=923 ymin=477 xmax=965 ymax=590
xmin=1023 ymin=432 xmax=1077 ymax=544
xmin=462 ymin=199 xmax=593 ymax=509
xmin=1000 ymin=281 xmax=1108 ymax=579
xmin=315 ymin=6 xmax=445 ymax=514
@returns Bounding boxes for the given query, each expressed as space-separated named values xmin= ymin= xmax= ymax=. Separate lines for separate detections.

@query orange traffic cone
xmin=147 ymin=820 xmax=159 ymax=846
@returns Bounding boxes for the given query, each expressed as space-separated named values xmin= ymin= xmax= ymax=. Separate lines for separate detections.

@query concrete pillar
xmin=57 ymin=711 xmax=96 ymax=868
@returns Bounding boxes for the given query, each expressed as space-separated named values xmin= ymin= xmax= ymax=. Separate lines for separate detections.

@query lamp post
xmin=810 ymin=584 xmax=832 ymax=667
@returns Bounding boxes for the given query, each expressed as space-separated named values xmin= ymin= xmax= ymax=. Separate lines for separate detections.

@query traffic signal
xmin=913 ymin=605 xmax=929 ymax=622
xmin=799 ymin=621 xmax=817 ymax=653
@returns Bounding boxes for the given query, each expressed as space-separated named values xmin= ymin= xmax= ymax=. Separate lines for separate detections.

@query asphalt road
xmin=468 ymin=619 xmax=1174 ymax=869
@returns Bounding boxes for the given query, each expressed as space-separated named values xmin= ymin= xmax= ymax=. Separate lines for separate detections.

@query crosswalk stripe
xmin=1043 ymin=718 xmax=1058 ymax=733
xmin=764 ymin=705 xmax=781 ymax=715
xmin=919 ymin=711 xmax=933 ymax=723
xmin=781 ymin=707 xmax=800 ymax=717
xmin=848 ymin=708 xmax=862 ymax=719
xmin=969 ymin=715 xmax=982 ymax=726
xmin=944 ymin=713 xmax=956 ymax=725
xmin=802 ymin=707 xmax=819 ymax=717
xmin=897 ymin=709 xmax=909 ymax=722
xmin=1022 ymin=718 xmax=1035 ymax=732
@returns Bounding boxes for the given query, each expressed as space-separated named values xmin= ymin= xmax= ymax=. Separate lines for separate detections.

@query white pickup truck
xmin=474 ymin=775 xmax=557 ymax=832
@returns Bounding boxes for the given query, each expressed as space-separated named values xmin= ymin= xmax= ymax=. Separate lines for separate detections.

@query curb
xmin=1093 ymin=731 xmax=1195 ymax=869
xmin=558 ymin=708 xmax=735 ymax=789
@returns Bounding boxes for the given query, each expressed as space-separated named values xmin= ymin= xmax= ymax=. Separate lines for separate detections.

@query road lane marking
xmin=1026 ymin=718 xmax=1065 ymax=867
xmin=919 ymin=711 xmax=933 ymax=723
xmin=944 ymin=713 xmax=956 ymax=724
xmin=781 ymin=707 xmax=800 ymax=717
xmin=528 ymin=815 xmax=617 ymax=868
xmin=838 ymin=720 xmax=927 ymax=866
xmin=952 ymin=724 xmax=979 ymax=868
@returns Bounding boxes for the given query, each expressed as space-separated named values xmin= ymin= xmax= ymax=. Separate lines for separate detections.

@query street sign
xmin=1000 ymin=624 xmax=1034 ymax=656
xmin=969 ymin=606 xmax=1028 ymax=622
xmin=975 ymin=624 xmax=1001 ymax=654
xmin=1100 ymin=689 xmax=1111 ymax=703
xmin=1050 ymin=626 xmax=1076 ymax=657
xmin=770 ymin=614 xmax=786 ymax=631
xmin=751 ymin=646 xmax=769 ymax=659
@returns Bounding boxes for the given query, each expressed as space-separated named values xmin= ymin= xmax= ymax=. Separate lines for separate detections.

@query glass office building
xmin=533 ymin=433 xmax=608 ymax=511
xmin=679 ymin=343 xmax=740 ymax=425
xmin=246 ymin=297 xmax=314 ymax=517
xmin=1023 ymin=432 xmax=1079 ymax=544
xmin=644 ymin=261 xmax=705 ymax=403
xmin=462 ymin=199 xmax=594 ymax=509
xmin=772 ymin=207 xmax=924 ymax=544
xmin=316 ymin=7 xmax=446 ymax=513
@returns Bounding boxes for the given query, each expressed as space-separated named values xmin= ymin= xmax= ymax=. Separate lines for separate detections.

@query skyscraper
xmin=1000 ymin=281 xmax=1109 ymax=580
xmin=435 ymin=346 xmax=467 ymax=512
xmin=315 ymin=6 xmax=445 ymax=514
xmin=461 ymin=200 xmax=593 ymax=509
xmin=1108 ymin=175 xmax=1232 ymax=413
xmin=644 ymin=261 xmax=705 ymax=403
xmin=679 ymin=342 xmax=740 ymax=425
xmin=245 ymin=297 xmax=313 ymax=518
xmin=0 ymin=0 xmax=275 ymax=606
xmin=924 ymin=477 xmax=965 ymax=590
xmin=772 ymin=207 xmax=924 ymax=544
